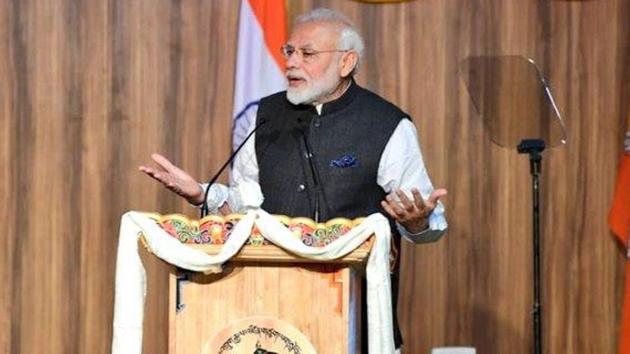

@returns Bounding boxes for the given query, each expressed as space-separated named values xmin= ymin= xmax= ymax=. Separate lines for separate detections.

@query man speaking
xmin=140 ymin=8 xmax=447 ymax=352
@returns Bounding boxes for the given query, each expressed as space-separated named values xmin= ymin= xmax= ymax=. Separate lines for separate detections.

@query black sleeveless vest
xmin=255 ymin=81 xmax=407 ymax=348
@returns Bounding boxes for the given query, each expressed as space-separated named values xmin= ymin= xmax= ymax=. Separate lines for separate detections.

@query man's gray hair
xmin=295 ymin=8 xmax=365 ymax=75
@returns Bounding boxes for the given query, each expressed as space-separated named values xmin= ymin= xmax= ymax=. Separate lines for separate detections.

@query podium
xmin=139 ymin=214 xmax=373 ymax=354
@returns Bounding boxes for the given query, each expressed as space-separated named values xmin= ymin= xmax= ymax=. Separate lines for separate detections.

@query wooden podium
xmin=140 ymin=222 xmax=372 ymax=354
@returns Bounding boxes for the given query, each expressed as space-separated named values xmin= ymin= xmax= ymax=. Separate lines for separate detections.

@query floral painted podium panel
xmin=145 ymin=213 xmax=373 ymax=263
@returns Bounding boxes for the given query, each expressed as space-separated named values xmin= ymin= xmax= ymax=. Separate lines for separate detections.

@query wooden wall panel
xmin=0 ymin=0 xmax=627 ymax=353
xmin=0 ymin=1 xmax=15 ymax=353
xmin=0 ymin=1 xmax=239 ymax=353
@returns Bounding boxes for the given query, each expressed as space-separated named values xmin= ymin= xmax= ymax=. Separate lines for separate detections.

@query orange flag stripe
xmin=609 ymin=99 xmax=630 ymax=245
xmin=248 ymin=0 xmax=287 ymax=71
xmin=609 ymin=153 xmax=630 ymax=245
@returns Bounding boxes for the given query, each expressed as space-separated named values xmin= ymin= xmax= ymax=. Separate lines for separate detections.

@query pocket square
xmin=329 ymin=154 xmax=359 ymax=168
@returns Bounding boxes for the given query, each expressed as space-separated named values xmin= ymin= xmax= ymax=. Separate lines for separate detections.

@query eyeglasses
xmin=280 ymin=44 xmax=349 ymax=63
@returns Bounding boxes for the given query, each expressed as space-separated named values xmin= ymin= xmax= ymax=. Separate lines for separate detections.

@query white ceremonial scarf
xmin=111 ymin=209 xmax=395 ymax=354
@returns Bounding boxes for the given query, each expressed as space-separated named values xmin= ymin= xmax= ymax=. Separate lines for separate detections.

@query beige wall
xmin=1 ymin=0 xmax=628 ymax=353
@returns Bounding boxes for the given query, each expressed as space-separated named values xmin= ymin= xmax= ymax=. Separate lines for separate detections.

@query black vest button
xmin=297 ymin=184 xmax=306 ymax=192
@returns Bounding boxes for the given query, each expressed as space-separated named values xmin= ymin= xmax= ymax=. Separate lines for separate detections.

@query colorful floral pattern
xmin=148 ymin=213 xmax=364 ymax=247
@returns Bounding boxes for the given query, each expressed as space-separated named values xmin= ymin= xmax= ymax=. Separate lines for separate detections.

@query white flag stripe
xmin=232 ymin=0 xmax=286 ymax=151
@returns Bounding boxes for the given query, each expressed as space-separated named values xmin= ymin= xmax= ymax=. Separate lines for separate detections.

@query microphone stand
xmin=297 ymin=114 xmax=323 ymax=223
xmin=517 ymin=138 xmax=545 ymax=354
xmin=176 ymin=118 xmax=265 ymax=314
xmin=301 ymin=133 xmax=321 ymax=223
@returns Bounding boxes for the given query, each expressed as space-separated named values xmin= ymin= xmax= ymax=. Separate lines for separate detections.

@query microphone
xmin=199 ymin=117 xmax=266 ymax=217
xmin=296 ymin=114 xmax=324 ymax=223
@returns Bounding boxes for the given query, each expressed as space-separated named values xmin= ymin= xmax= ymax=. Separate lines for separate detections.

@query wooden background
xmin=1 ymin=0 xmax=628 ymax=353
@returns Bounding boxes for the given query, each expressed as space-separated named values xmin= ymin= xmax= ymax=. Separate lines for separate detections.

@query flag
xmin=610 ymin=104 xmax=630 ymax=354
xmin=610 ymin=124 xmax=630 ymax=247
xmin=232 ymin=0 xmax=287 ymax=151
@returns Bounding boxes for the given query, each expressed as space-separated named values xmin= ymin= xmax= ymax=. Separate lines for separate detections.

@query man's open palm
xmin=138 ymin=153 xmax=203 ymax=205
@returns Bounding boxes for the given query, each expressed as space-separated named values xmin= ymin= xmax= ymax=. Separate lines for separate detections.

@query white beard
xmin=286 ymin=63 xmax=341 ymax=105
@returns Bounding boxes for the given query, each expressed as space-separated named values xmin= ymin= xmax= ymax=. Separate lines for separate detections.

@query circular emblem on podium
xmin=203 ymin=316 xmax=317 ymax=354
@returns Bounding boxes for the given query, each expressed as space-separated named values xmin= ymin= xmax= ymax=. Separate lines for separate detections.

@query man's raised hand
xmin=380 ymin=188 xmax=447 ymax=234
xmin=138 ymin=153 xmax=204 ymax=205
